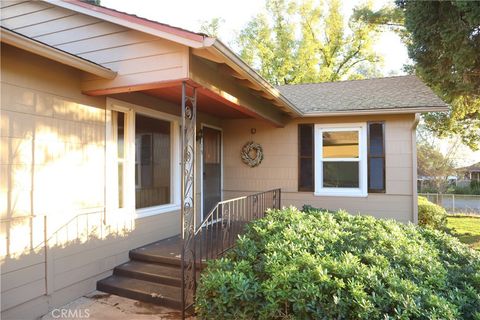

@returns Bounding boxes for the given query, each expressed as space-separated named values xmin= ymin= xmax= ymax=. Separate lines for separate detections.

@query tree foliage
xmin=82 ymin=0 xmax=101 ymax=5
xmin=235 ymin=0 xmax=382 ymax=85
xmin=199 ymin=17 xmax=225 ymax=37
xmin=355 ymin=1 xmax=480 ymax=149
xmin=417 ymin=126 xmax=458 ymax=193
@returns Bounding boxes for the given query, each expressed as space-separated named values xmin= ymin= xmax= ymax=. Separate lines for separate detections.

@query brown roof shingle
xmin=277 ymin=75 xmax=448 ymax=114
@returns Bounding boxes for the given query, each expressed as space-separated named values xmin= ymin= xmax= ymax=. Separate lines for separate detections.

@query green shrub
xmin=196 ymin=207 xmax=480 ymax=320
xmin=471 ymin=180 xmax=480 ymax=194
xmin=418 ymin=196 xmax=448 ymax=229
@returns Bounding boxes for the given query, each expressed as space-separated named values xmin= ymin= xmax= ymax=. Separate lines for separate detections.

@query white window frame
xmin=314 ymin=123 xmax=368 ymax=197
xmin=106 ymin=98 xmax=181 ymax=219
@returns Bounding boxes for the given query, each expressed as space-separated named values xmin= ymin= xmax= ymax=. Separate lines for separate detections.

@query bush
xmin=418 ymin=196 xmax=448 ymax=230
xmin=471 ymin=180 xmax=480 ymax=194
xmin=196 ymin=207 xmax=480 ymax=320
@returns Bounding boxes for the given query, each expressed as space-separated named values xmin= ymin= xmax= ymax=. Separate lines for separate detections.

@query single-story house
xmin=458 ymin=162 xmax=480 ymax=182
xmin=0 ymin=0 xmax=448 ymax=319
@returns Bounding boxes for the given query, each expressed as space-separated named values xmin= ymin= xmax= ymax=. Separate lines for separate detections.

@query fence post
xmin=452 ymin=194 xmax=455 ymax=213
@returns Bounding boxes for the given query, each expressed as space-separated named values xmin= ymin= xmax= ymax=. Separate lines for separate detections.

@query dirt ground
xmin=41 ymin=291 xmax=195 ymax=320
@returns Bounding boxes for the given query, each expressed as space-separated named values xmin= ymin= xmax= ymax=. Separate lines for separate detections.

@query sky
xmin=100 ymin=0 xmax=479 ymax=166
xmin=101 ymin=0 xmax=410 ymax=75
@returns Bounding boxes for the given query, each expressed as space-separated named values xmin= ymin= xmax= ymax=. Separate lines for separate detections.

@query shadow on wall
xmin=0 ymin=92 xmax=135 ymax=268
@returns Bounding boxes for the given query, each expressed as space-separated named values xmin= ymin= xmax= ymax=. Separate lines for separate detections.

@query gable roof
xmin=4 ymin=1 xmax=448 ymax=118
xmin=41 ymin=0 xmax=302 ymax=116
xmin=278 ymin=75 xmax=449 ymax=116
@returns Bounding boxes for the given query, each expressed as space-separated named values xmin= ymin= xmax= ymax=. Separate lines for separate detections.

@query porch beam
xmin=82 ymin=80 xmax=186 ymax=96
xmin=189 ymin=54 xmax=288 ymax=127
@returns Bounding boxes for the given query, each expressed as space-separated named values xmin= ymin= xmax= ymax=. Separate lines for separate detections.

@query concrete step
xmin=97 ymin=275 xmax=182 ymax=310
xmin=129 ymin=248 xmax=182 ymax=267
xmin=129 ymin=236 xmax=183 ymax=267
xmin=114 ymin=261 xmax=181 ymax=287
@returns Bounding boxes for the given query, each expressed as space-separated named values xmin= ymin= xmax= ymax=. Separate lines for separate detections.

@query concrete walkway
xmin=41 ymin=291 xmax=190 ymax=320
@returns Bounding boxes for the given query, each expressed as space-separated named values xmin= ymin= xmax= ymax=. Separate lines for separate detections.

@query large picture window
xmin=135 ymin=114 xmax=171 ymax=209
xmin=315 ymin=123 xmax=367 ymax=197
xmin=107 ymin=99 xmax=180 ymax=218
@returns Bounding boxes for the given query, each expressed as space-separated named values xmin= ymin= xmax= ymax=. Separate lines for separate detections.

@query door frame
xmin=200 ymin=123 xmax=223 ymax=221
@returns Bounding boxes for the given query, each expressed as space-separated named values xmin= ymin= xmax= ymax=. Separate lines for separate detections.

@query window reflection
xmin=322 ymin=131 xmax=359 ymax=158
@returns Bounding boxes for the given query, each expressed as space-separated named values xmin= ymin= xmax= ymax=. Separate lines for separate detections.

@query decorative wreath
xmin=241 ymin=141 xmax=264 ymax=167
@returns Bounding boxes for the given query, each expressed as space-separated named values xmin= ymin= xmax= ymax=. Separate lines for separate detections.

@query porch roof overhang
xmin=43 ymin=0 xmax=301 ymax=126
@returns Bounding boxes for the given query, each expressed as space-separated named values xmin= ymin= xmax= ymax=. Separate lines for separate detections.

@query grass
xmin=447 ymin=215 xmax=480 ymax=251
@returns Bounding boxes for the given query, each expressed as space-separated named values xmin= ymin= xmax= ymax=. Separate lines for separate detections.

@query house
xmin=0 ymin=1 xmax=448 ymax=319
xmin=458 ymin=162 xmax=480 ymax=182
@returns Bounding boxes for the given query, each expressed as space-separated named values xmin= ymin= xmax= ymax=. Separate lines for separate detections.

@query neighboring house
xmin=0 ymin=1 xmax=447 ymax=319
xmin=459 ymin=162 xmax=480 ymax=182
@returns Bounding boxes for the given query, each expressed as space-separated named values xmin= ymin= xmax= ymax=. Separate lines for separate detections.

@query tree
xmin=354 ymin=1 xmax=480 ymax=150
xmin=82 ymin=0 xmax=101 ymax=5
xmin=417 ymin=126 xmax=458 ymax=193
xmin=198 ymin=17 xmax=225 ymax=37
xmin=235 ymin=0 xmax=383 ymax=85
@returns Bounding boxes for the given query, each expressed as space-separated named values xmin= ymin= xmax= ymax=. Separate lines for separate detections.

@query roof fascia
xmin=210 ymin=40 xmax=303 ymax=116
xmin=1 ymin=27 xmax=116 ymax=79
xmin=44 ymin=0 xmax=208 ymax=48
xmin=301 ymin=106 xmax=449 ymax=117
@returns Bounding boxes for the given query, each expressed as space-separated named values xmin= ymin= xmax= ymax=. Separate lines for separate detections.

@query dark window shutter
xmin=298 ymin=124 xmax=314 ymax=191
xmin=368 ymin=122 xmax=385 ymax=193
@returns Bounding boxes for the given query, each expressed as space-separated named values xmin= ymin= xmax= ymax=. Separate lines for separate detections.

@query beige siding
xmin=222 ymin=114 xmax=416 ymax=222
xmin=0 ymin=1 xmax=189 ymax=94
xmin=0 ymin=45 xmax=186 ymax=319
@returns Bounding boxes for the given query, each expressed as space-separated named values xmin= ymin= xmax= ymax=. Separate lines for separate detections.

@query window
xmin=298 ymin=124 xmax=314 ymax=191
xmin=107 ymin=99 xmax=180 ymax=218
xmin=368 ymin=122 xmax=385 ymax=192
xmin=135 ymin=114 xmax=171 ymax=209
xmin=113 ymin=111 xmax=127 ymax=209
xmin=314 ymin=123 xmax=367 ymax=197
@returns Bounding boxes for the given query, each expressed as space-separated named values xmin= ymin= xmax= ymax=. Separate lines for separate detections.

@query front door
xmin=202 ymin=126 xmax=222 ymax=219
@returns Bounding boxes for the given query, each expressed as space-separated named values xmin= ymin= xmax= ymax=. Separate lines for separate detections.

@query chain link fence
xmin=419 ymin=193 xmax=480 ymax=214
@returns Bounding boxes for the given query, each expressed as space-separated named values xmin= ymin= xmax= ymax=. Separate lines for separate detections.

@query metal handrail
xmin=182 ymin=188 xmax=281 ymax=314
xmin=195 ymin=189 xmax=280 ymax=235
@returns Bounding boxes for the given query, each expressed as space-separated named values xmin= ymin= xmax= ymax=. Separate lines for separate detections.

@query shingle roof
xmin=277 ymin=75 xmax=448 ymax=114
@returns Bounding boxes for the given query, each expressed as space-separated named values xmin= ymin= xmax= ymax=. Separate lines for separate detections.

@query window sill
xmin=314 ymin=190 xmax=367 ymax=198
xmin=135 ymin=204 xmax=181 ymax=219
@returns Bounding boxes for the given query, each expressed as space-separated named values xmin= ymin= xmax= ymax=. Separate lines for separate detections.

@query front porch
xmin=82 ymin=36 xmax=289 ymax=317
xmin=97 ymin=189 xmax=281 ymax=315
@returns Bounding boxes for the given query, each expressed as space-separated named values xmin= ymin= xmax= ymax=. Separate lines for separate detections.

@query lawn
xmin=447 ymin=215 xmax=480 ymax=250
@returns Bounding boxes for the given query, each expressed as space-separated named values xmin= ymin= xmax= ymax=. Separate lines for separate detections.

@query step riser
xmin=129 ymin=251 xmax=182 ymax=267
xmin=114 ymin=268 xmax=181 ymax=287
xmin=97 ymin=280 xmax=181 ymax=310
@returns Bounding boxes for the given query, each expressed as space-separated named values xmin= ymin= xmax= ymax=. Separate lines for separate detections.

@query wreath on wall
xmin=241 ymin=141 xmax=264 ymax=167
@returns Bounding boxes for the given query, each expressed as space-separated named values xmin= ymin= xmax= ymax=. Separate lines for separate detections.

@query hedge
xmin=196 ymin=207 xmax=480 ymax=319
xmin=418 ymin=196 xmax=448 ymax=230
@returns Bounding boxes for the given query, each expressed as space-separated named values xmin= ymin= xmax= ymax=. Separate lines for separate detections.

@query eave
xmin=0 ymin=27 xmax=116 ymax=79
xmin=301 ymin=106 xmax=450 ymax=117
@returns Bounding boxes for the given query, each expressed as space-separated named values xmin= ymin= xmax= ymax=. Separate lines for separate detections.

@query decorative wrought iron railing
xmin=181 ymin=188 xmax=281 ymax=315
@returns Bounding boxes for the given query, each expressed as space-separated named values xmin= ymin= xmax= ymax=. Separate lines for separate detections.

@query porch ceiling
xmin=143 ymin=83 xmax=253 ymax=119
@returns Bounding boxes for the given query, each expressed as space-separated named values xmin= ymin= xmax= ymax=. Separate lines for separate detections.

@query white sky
xmin=100 ymin=0 xmax=479 ymax=165
xmin=101 ymin=0 xmax=410 ymax=75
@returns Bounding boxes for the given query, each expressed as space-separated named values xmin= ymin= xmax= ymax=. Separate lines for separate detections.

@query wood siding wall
xmin=222 ymin=115 xmax=416 ymax=223
xmin=0 ymin=1 xmax=189 ymax=94
xmin=0 ymin=45 xmax=184 ymax=320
